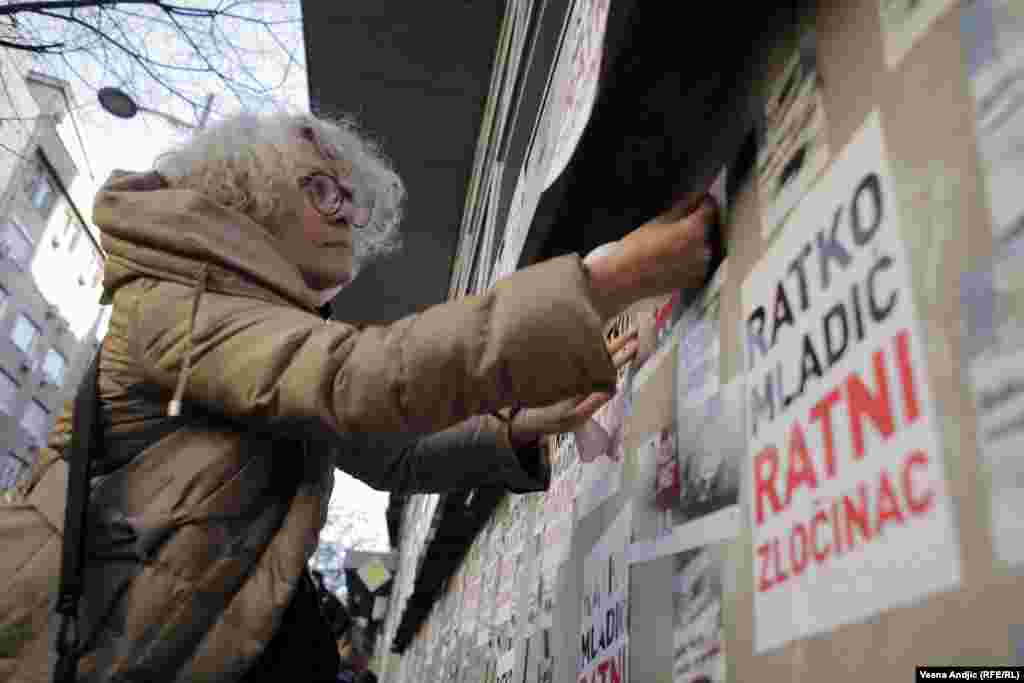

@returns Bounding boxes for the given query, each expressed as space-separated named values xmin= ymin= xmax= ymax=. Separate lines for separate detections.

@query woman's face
xmin=274 ymin=141 xmax=358 ymax=291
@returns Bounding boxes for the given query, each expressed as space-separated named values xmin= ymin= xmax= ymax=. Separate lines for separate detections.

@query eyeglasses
xmin=299 ymin=171 xmax=372 ymax=228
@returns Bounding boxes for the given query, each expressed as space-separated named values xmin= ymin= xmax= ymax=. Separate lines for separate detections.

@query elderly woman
xmin=8 ymin=112 xmax=714 ymax=682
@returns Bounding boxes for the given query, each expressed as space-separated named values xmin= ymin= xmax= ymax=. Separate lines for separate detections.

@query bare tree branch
xmin=0 ymin=0 xmax=304 ymax=165
xmin=158 ymin=4 xmax=248 ymax=105
xmin=31 ymin=7 xmax=213 ymax=73
xmin=0 ymin=36 xmax=62 ymax=51
xmin=0 ymin=1 xmax=193 ymax=17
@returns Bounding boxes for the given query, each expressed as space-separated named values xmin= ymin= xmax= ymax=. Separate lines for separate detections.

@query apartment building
xmin=0 ymin=67 xmax=108 ymax=491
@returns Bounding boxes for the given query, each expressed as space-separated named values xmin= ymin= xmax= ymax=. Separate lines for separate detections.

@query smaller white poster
xmin=757 ymin=33 xmax=830 ymax=240
xmin=578 ymin=502 xmax=631 ymax=683
xmin=673 ymin=545 xmax=728 ymax=683
xmin=628 ymin=377 xmax=744 ymax=566
xmin=743 ymin=111 xmax=960 ymax=652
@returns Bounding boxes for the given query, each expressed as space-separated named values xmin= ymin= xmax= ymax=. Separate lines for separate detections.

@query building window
xmin=0 ymin=368 xmax=18 ymax=415
xmin=0 ymin=218 xmax=35 ymax=268
xmin=10 ymin=313 xmax=40 ymax=354
xmin=21 ymin=399 xmax=50 ymax=446
xmin=0 ymin=451 xmax=29 ymax=490
xmin=42 ymin=349 xmax=65 ymax=387
xmin=24 ymin=154 xmax=57 ymax=217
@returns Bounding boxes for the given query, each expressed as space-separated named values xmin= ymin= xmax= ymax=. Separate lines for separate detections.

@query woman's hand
xmin=584 ymin=194 xmax=718 ymax=321
xmin=507 ymin=329 xmax=638 ymax=446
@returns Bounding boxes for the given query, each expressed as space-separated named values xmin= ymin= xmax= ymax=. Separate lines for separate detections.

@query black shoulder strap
xmin=54 ymin=350 xmax=102 ymax=683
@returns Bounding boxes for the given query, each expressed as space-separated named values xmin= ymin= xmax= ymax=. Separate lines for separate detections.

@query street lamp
xmin=97 ymin=87 xmax=214 ymax=130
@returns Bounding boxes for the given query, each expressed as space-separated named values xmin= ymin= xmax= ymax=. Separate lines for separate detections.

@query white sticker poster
xmin=880 ymin=0 xmax=958 ymax=68
xmin=961 ymin=0 xmax=1024 ymax=246
xmin=578 ymin=503 xmax=631 ymax=683
xmin=542 ymin=0 xmax=611 ymax=189
xmin=742 ymin=111 xmax=960 ymax=652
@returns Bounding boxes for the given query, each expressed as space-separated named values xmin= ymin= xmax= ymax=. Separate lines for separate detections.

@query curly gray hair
xmin=154 ymin=111 xmax=405 ymax=270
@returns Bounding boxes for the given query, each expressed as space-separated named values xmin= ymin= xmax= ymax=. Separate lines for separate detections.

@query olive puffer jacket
xmin=1 ymin=170 xmax=616 ymax=682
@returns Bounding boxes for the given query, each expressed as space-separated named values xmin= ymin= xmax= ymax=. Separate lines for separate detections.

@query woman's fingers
xmin=571 ymin=392 xmax=613 ymax=422
xmin=606 ymin=327 xmax=638 ymax=356
xmin=611 ymin=337 xmax=638 ymax=369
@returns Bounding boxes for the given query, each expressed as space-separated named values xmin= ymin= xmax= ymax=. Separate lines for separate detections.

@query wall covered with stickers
xmin=377 ymin=0 xmax=1024 ymax=680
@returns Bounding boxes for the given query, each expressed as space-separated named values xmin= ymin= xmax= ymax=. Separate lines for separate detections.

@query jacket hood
xmin=93 ymin=169 xmax=323 ymax=311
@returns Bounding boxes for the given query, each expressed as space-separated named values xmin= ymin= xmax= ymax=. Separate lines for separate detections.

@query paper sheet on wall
xmin=575 ymin=371 xmax=628 ymax=520
xmin=578 ymin=502 xmax=631 ymax=683
xmin=541 ymin=0 xmax=611 ymax=188
xmin=477 ymin=554 xmax=500 ymax=647
xmin=537 ymin=434 xmax=578 ymax=632
xmin=959 ymin=0 xmax=1024 ymax=570
xmin=628 ymin=262 xmax=742 ymax=565
xmin=742 ymin=111 xmax=960 ymax=652
xmin=960 ymin=242 xmax=1024 ymax=569
xmin=494 ymin=546 xmax=523 ymax=627
xmin=495 ymin=165 xmax=545 ymax=278
xmin=757 ymin=31 xmax=831 ymax=240
xmin=461 ymin=568 xmax=483 ymax=639
xmin=962 ymin=0 xmax=1024 ymax=247
xmin=672 ymin=543 xmax=729 ymax=683
xmin=495 ymin=647 xmax=517 ymax=683
xmin=630 ymin=294 xmax=687 ymax=393
xmin=629 ymin=377 xmax=744 ymax=566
